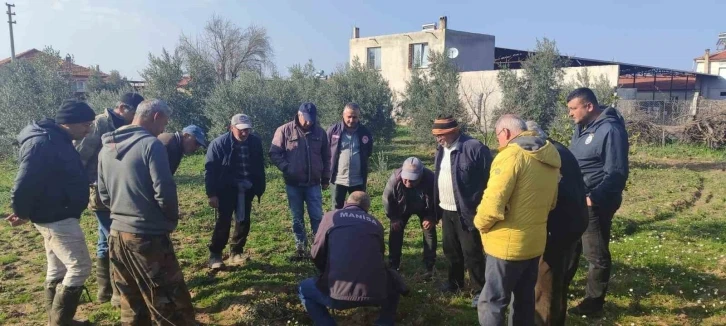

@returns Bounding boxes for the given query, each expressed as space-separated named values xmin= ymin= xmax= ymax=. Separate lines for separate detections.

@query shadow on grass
xmin=631 ymin=160 xmax=726 ymax=172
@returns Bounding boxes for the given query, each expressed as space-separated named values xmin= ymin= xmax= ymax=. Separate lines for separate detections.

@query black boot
xmin=50 ymin=284 xmax=87 ymax=326
xmin=96 ymin=257 xmax=112 ymax=302
xmin=45 ymin=279 xmax=62 ymax=325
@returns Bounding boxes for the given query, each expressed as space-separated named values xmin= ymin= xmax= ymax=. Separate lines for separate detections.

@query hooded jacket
xmin=269 ymin=118 xmax=331 ymax=187
xmin=570 ymin=107 xmax=629 ymax=211
xmin=11 ymin=119 xmax=89 ymax=224
xmin=474 ymin=131 xmax=561 ymax=261
xmin=547 ymin=139 xmax=588 ymax=248
xmin=75 ymin=108 xmax=126 ymax=183
xmin=97 ymin=125 xmax=179 ymax=235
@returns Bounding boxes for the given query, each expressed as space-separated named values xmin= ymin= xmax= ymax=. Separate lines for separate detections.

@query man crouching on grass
xmin=299 ymin=191 xmax=407 ymax=326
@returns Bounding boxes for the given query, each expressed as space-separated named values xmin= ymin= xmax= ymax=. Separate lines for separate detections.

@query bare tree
xmin=461 ymin=76 xmax=497 ymax=145
xmin=179 ymin=15 xmax=273 ymax=82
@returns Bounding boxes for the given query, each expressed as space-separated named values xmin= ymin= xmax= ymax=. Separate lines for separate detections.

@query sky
xmin=0 ymin=0 xmax=723 ymax=80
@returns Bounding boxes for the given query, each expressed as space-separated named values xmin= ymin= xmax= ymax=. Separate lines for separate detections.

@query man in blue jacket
xmin=205 ymin=114 xmax=266 ymax=270
xmin=432 ymin=115 xmax=492 ymax=308
xmin=327 ymin=103 xmax=374 ymax=209
xmin=7 ymin=100 xmax=95 ymax=325
xmin=566 ymin=88 xmax=629 ymax=316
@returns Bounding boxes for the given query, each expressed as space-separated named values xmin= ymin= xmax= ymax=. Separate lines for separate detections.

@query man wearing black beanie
xmin=74 ymin=92 xmax=143 ymax=305
xmin=6 ymin=99 xmax=95 ymax=325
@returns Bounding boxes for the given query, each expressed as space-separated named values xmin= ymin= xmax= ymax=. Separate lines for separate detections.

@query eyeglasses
xmin=496 ymin=128 xmax=508 ymax=136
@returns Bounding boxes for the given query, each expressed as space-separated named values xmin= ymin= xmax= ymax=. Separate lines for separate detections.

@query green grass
xmin=0 ymin=128 xmax=724 ymax=325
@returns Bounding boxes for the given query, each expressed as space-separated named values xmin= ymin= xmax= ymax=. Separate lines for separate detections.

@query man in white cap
xmin=204 ymin=114 xmax=267 ymax=270
xmin=382 ymin=157 xmax=437 ymax=278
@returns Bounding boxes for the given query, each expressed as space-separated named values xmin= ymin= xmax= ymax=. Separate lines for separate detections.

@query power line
xmin=6 ymin=2 xmax=16 ymax=61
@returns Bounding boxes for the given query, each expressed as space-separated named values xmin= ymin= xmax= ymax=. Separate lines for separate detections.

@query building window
xmin=367 ymin=47 xmax=381 ymax=70
xmin=74 ymin=81 xmax=86 ymax=92
xmin=409 ymin=43 xmax=429 ymax=69
xmin=720 ymin=91 xmax=726 ymax=96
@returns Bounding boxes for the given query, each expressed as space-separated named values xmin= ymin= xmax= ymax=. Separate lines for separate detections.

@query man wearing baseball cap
xmin=382 ymin=157 xmax=437 ymax=278
xmin=74 ymin=92 xmax=144 ymax=305
xmin=204 ymin=114 xmax=266 ymax=270
xmin=158 ymin=124 xmax=208 ymax=175
xmin=8 ymin=99 xmax=96 ymax=324
xmin=270 ymin=102 xmax=331 ymax=261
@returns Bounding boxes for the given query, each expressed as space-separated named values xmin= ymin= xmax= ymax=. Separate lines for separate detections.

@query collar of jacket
xmin=342 ymin=203 xmax=367 ymax=212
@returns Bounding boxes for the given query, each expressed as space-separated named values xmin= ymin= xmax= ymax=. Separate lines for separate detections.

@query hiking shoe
xmin=568 ymin=298 xmax=604 ymax=317
xmin=229 ymin=253 xmax=250 ymax=265
xmin=422 ymin=268 xmax=434 ymax=281
xmin=208 ymin=255 xmax=225 ymax=270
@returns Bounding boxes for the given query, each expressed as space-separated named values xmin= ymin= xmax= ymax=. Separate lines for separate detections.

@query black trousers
xmin=331 ymin=183 xmax=366 ymax=210
xmin=568 ymin=206 xmax=615 ymax=306
xmin=441 ymin=210 xmax=487 ymax=291
xmin=535 ymin=240 xmax=579 ymax=326
xmin=209 ymin=187 xmax=255 ymax=256
xmin=387 ymin=213 xmax=437 ymax=270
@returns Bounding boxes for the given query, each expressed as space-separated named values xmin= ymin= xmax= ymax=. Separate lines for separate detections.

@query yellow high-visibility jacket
xmin=474 ymin=131 xmax=561 ymax=261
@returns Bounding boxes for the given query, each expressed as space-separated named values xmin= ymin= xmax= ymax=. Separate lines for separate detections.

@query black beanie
xmin=55 ymin=99 xmax=95 ymax=124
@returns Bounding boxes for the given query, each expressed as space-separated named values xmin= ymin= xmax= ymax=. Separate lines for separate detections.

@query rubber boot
xmin=44 ymin=279 xmax=63 ymax=326
xmin=49 ymin=284 xmax=86 ymax=326
xmin=96 ymin=257 xmax=112 ymax=302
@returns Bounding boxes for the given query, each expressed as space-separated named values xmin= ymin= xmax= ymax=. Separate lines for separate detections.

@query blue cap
xmin=298 ymin=102 xmax=317 ymax=123
xmin=182 ymin=125 xmax=207 ymax=148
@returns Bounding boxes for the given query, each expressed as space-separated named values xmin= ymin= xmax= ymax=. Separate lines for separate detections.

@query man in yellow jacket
xmin=474 ymin=114 xmax=561 ymax=326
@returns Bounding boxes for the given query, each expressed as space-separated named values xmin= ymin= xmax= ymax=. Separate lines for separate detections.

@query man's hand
xmin=391 ymin=220 xmax=403 ymax=232
xmin=208 ymin=196 xmax=219 ymax=209
xmin=586 ymin=196 xmax=592 ymax=207
xmin=422 ymin=220 xmax=433 ymax=230
xmin=5 ymin=214 xmax=28 ymax=227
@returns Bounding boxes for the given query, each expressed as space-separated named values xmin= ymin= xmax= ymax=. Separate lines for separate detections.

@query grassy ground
xmin=0 ymin=128 xmax=724 ymax=325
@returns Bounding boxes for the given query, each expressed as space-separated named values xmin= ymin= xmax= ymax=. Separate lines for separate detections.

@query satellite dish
xmin=447 ymin=47 xmax=459 ymax=59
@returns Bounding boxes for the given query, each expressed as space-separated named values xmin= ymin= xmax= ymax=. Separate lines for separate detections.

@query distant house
xmin=0 ymin=48 xmax=108 ymax=95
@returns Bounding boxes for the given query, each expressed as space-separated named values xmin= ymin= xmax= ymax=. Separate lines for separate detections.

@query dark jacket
xmin=311 ymin=204 xmax=389 ymax=303
xmin=269 ymin=119 xmax=331 ymax=187
xmin=434 ymin=133 xmax=492 ymax=229
xmin=98 ymin=126 xmax=179 ymax=235
xmin=382 ymin=167 xmax=436 ymax=221
xmin=158 ymin=132 xmax=184 ymax=175
xmin=11 ymin=119 xmax=89 ymax=224
xmin=205 ymin=132 xmax=266 ymax=199
xmin=570 ymin=107 xmax=630 ymax=211
xmin=548 ymin=139 xmax=588 ymax=247
xmin=327 ymin=122 xmax=374 ymax=185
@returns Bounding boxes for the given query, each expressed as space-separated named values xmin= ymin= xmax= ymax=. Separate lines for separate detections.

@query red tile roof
xmin=178 ymin=76 xmax=191 ymax=87
xmin=0 ymin=48 xmax=108 ymax=78
xmin=618 ymin=75 xmax=696 ymax=91
xmin=694 ymin=50 xmax=726 ymax=61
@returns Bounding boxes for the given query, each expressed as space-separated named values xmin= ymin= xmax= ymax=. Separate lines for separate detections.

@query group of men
xmin=6 ymin=86 xmax=628 ymax=326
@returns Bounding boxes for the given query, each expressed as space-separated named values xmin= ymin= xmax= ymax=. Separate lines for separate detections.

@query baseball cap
xmin=231 ymin=114 xmax=253 ymax=130
xmin=401 ymin=157 xmax=424 ymax=181
xmin=298 ymin=102 xmax=317 ymax=123
xmin=182 ymin=125 xmax=208 ymax=148
xmin=119 ymin=93 xmax=144 ymax=111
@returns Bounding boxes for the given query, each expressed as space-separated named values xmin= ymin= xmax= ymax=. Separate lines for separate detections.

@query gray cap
xmin=231 ymin=114 xmax=253 ymax=130
xmin=401 ymin=157 xmax=424 ymax=181
xmin=182 ymin=125 xmax=207 ymax=148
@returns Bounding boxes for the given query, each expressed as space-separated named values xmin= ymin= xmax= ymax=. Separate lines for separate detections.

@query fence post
xmin=661 ymin=105 xmax=666 ymax=147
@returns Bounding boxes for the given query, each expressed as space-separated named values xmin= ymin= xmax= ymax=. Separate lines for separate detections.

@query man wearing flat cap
xmin=383 ymin=157 xmax=437 ymax=278
xmin=8 ymin=99 xmax=96 ymax=324
xmin=74 ymin=92 xmax=144 ymax=304
xmin=205 ymin=114 xmax=266 ymax=270
xmin=432 ymin=115 xmax=492 ymax=308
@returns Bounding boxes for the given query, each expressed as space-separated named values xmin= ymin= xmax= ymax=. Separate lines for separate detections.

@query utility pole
xmin=6 ymin=3 xmax=16 ymax=61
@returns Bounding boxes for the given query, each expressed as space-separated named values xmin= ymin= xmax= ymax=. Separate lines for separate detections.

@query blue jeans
xmin=478 ymin=255 xmax=540 ymax=326
xmin=298 ymin=277 xmax=398 ymax=326
xmin=95 ymin=210 xmax=112 ymax=258
xmin=285 ymin=184 xmax=323 ymax=247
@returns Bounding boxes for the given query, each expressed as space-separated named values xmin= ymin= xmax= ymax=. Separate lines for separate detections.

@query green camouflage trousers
xmin=109 ymin=230 xmax=196 ymax=325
